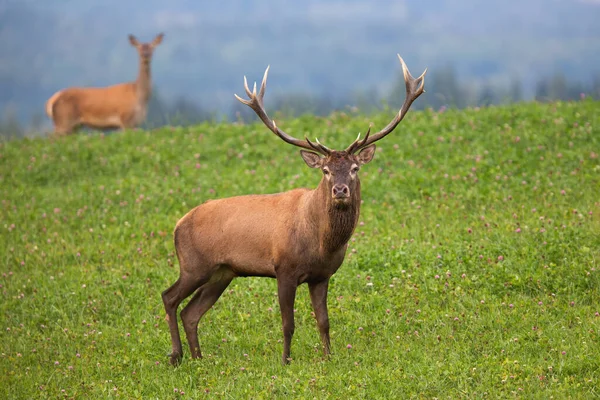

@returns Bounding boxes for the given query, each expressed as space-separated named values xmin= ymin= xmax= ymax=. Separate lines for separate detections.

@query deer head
xmin=235 ymin=55 xmax=427 ymax=208
xmin=299 ymin=147 xmax=375 ymax=209
xmin=128 ymin=33 xmax=164 ymax=63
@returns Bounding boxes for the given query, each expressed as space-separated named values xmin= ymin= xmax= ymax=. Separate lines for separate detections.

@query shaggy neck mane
xmin=312 ymin=179 xmax=361 ymax=253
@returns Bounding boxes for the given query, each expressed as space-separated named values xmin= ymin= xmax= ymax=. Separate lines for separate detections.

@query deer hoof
xmin=169 ymin=352 xmax=182 ymax=366
xmin=282 ymin=356 xmax=292 ymax=365
xmin=191 ymin=350 xmax=203 ymax=360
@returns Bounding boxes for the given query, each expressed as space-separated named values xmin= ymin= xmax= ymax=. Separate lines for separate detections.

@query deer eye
xmin=322 ymin=168 xmax=330 ymax=176
xmin=351 ymin=166 xmax=360 ymax=173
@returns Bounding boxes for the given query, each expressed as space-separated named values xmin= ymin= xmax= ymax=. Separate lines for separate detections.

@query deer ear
xmin=152 ymin=33 xmax=164 ymax=47
xmin=357 ymin=144 xmax=376 ymax=165
xmin=128 ymin=34 xmax=139 ymax=47
xmin=300 ymin=150 xmax=324 ymax=169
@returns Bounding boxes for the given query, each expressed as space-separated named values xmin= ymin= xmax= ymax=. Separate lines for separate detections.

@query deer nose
xmin=332 ymin=184 xmax=350 ymax=199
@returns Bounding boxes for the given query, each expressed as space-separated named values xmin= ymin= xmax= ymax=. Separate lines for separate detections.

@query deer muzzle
xmin=332 ymin=184 xmax=350 ymax=199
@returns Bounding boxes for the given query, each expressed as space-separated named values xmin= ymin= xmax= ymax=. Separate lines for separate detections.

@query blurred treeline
xmin=2 ymin=66 xmax=598 ymax=138
xmin=2 ymin=0 xmax=600 ymax=137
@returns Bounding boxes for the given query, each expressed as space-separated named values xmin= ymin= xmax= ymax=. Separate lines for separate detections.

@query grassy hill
xmin=1 ymin=100 xmax=599 ymax=398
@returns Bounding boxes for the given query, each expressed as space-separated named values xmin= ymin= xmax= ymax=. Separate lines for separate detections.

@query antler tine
xmin=346 ymin=54 xmax=427 ymax=153
xmin=234 ymin=76 xmax=253 ymax=106
xmin=243 ymin=76 xmax=253 ymax=98
xmin=234 ymin=66 xmax=330 ymax=156
xmin=307 ymin=137 xmax=332 ymax=155
xmin=258 ymin=65 xmax=270 ymax=99
xmin=345 ymin=126 xmax=371 ymax=154
xmin=315 ymin=137 xmax=332 ymax=154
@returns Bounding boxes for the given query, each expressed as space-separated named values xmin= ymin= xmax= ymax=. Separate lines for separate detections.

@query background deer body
xmin=45 ymin=33 xmax=163 ymax=136
xmin=162 ymin=55 xmax=426 ymax=366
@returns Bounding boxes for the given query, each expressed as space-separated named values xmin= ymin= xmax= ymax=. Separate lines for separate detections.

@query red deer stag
xmin=162 ymin=55 xmax=426 ymax=366
xmin=45 ymin=33 xmax=164 ymax=136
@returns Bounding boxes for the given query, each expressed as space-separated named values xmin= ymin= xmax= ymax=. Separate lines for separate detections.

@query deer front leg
xmin=277 ymin=278 xmax=298 ymax=365
xmin=309 ymin=279 xmax=331 ymax=356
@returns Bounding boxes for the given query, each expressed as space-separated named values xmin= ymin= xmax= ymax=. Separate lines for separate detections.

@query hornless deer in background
xmin=45 ymin=33 xmax=164 ymax=136
xmin=162 ymin=55 xmax=426 ymax=366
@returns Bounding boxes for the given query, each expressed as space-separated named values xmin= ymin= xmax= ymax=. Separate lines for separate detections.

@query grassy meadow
xmin=1 ymin=100 xmax=599 ymax=398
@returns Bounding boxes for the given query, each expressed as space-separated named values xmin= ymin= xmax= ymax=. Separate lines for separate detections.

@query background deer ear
xmin=300 ymin=150 xmax=324 ymax=169
xmin=128 ymin=34 xmax=139 ymax=47
xmin=357 ymin=144 xmax=376 ymax=165
xmin=152 ymin=33 xmax=164 ymax=47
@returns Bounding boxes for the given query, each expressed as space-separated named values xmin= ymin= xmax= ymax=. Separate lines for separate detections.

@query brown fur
xmin=162 ymin=148 xmax=375 ymax=366
xmin=162 ymin=57 xmax=426 ymax=366
xmin=45 ymin=33 xmax=164 ymax=136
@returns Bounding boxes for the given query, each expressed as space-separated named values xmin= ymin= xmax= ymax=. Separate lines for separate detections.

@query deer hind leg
xmin=51 ymin=116 xmax=76 ymax=137
xmin=309 ymin=279 xmax=331 ymax=356
xmin=161 ymin=274 xmax=208 ymax=366
xmin=51 ymin=98 xmax=78 ymax=136
xmin=180 ymin=266 xmax=235 ymax=359
xmin=51 ymin=125 xmax=76 ymax=138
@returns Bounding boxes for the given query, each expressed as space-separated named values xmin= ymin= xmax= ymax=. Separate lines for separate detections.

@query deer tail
xmin=45 ymin=91 xmax=62 ymax=119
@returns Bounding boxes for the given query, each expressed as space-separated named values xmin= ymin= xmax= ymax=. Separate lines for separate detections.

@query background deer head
xmin=129 ymin=33 xmax=164 ymax=63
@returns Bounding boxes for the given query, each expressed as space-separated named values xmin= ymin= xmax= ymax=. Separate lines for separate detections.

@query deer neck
xmin=135 ymin=59 xmax=152 ymax=103
xmin=309 ymin=179 xmax=361 ymax=254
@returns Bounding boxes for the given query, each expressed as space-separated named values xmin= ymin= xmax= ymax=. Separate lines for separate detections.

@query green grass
xmin=1 ymin=100 xmax=599 ymax=399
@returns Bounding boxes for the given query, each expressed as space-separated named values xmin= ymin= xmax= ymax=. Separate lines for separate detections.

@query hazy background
xmin=1 ymin=0 xmax=599 ymax=135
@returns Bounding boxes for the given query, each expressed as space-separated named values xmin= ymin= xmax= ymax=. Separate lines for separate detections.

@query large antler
xmin=235 ymin=67 xmax=332 ymax=156
xmin=345 ymin=55 xmax=427 ymax=154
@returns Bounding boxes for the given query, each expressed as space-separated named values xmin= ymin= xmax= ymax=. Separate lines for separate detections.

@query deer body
xmin=46 ymin=84 xmax=146 ymax=130
xmin=45 ymin=33 xmax=163 ymax=136
xmin=175 ymin=179 xmax=358 ymax=280
xmin=162 ymin=55 xmax=426 ymax=366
